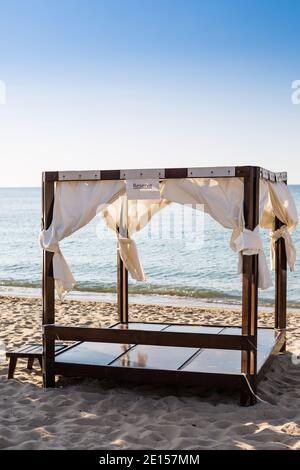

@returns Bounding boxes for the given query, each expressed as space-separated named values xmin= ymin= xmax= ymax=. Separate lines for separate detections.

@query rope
xmin=241 ymin=373 xmax=270 ymax=405
xmin=241 ymin=337 xmax=271 ymax=405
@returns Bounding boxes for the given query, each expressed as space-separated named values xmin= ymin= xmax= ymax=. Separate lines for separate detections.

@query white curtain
xmin=40 ymin=176 xmax=297 ymax=299
xmin=161 ymin=177 xmax=272 ymax=289
xmin=260 ymin=180 xmax=298 ymax=271
xmin=40 ymin=180 xmax=125 ymax=298
xmin=102 ymin=190 xmax=169 ymax=281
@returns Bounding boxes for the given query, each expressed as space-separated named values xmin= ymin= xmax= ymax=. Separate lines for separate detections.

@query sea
xmin=0 ymin=186 xmax=299 ymax=309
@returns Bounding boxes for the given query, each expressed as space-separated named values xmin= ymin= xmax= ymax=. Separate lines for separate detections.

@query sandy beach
xmin=0 ymin=295 xmax=299 ymax=450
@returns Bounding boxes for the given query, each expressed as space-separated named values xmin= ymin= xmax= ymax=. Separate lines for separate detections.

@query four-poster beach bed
xmin=40 ymin=166 xmax=298 ymax=406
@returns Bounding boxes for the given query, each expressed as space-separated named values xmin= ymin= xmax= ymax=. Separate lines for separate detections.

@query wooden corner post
xmin=117 ymin=251 xmax=128 ymax=323
xmin=42 ymin=172 xmax=56 ymax=387
xmin=117 ymin=195 xmax=129 ymax=324
xmin=240 ymin=166 xmax=260 ymax=406
xmin=275 ymin=179 xmax=287 ymax=351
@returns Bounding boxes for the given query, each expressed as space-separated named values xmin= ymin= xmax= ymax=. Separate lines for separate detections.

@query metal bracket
xmin=120 ymin=169 xmax=165 ymax=179
xmin=58 ymin=171 xmax=101 ymax=181
xmin=275 ymin=172 xmax=287 ymax=182
xmin=187 ymin=166 xmax=235 ymax=178
xmin=260 ymin=168 xmax=287 ymax=182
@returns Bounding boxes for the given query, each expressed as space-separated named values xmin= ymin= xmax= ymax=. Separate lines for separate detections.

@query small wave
xmin=1 ymin=279 xmax=300 ymax=308
xmin=0 ymin=280 xmax=41 ymax=289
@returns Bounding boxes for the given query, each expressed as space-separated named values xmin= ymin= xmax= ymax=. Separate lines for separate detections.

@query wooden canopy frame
xmin=42 ymin=166 xmax=287 ymax=406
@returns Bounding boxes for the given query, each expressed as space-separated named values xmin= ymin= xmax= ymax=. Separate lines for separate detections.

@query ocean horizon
xmin=1 ymin=185 xmax=299 ymax=308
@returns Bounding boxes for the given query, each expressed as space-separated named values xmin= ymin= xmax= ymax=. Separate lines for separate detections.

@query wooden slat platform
xmin=6 ymin=343 xmax=66 ymax=358
xmin=55 ymin=323 xmax=279 ymax=376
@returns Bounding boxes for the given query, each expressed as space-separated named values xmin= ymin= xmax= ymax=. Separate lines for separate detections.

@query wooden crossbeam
xmin=41 ymin=166 xmax=287 ymax=182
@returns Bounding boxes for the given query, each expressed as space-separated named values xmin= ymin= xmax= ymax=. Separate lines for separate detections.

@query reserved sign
xmin=126 ymin=179 xmax=161 ymax=200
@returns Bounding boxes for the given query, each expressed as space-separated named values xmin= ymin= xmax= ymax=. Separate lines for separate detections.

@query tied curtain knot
xmin=230 ymin=226 xmax=263 ymax=255
xmin=270 ymin=225 xmax=296 ymax=272
xmin=117 ymin=236 xmax=146 ymax=282
xmin=39 ymin=231 xmax=75 ymax=299
xmin=230 ymin=226 xmax=272 ymax=290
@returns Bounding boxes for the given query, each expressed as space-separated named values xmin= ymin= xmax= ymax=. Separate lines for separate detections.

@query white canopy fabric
xmin=40 ymin=180 xmax=125 ymax=298
xmin=39 ymin=177 xmax=298 ymax=299
xmin=260 ymin=180 xmax=298 ymax=271
xmin=102 ymin=192 xmax=169 ymax=281
xmin=161 ymin=178 xmax=272 ymax=289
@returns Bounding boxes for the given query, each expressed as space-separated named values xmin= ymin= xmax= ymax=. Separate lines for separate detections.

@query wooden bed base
xmin=42 ymin=166 xmax=288 ymax=406
xmin=44 ymin=322 xmax=286 ymax=400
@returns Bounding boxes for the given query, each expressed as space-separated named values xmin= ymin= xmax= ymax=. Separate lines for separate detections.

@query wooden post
xmin=117 ymin=194 xmax=129 ymax=324
xmin=42 ymin=172 xmax=56 ymax=387
xmin=274 ymin=180 xmax=287 ymax=351
xmin=240 ymin=166 xmax=259 ymax=406
xmin=117 ymin=248 xmax=128 ymax=323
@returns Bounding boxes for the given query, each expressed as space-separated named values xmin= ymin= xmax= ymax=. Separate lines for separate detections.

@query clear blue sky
xmin=0 ymin=0 xmax=299 ymax=185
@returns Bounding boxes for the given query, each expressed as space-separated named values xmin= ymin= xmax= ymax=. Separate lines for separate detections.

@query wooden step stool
xmin=6 ymin=343 xmax=67 ymax=379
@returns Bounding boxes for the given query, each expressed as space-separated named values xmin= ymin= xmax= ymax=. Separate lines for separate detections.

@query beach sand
xmin=0 ymin=295 xmax=299 ymax=450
